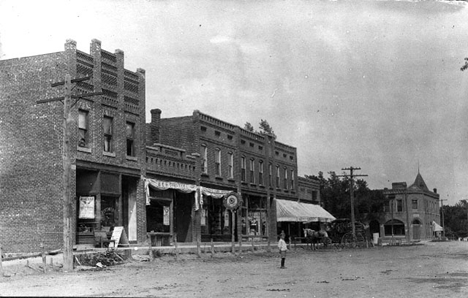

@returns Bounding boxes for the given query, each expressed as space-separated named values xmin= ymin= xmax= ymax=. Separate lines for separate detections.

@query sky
xmin=1 ymin=0 xmax=468 ymax=205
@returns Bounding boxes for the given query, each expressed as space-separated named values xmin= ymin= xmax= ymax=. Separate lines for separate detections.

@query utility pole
xmin=440 ymin=197 xmax=447 ymax=239
xmin=37 ymin=74 xmax=102 ymax=272
xmin=337 ymin=167 xmax=368 ymax=237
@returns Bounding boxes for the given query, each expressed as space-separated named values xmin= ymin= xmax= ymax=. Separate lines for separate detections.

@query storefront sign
xmin=146 ymin=179 xmax=197 ymax=193
xmin=163 ymin=206 xmax=170 ymax=226
xmin=79 ymin=196 xmax=95 ymax=219
xmin=223 ymin=192 xmax=242 ymax=210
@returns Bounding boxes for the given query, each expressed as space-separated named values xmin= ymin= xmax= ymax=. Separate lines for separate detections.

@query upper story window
xmin=228 ymin=152 xmax=234 ymax=179
xmin=291 ymin=170 xmax=295 ymax=189
xmin=284 ymin=168 xmax=288 ymax=189
xmin=215 ymin=148 xmax=221 ymax=176
xmin=103 ymin=116 xmax=113 ymax=152
xmin=249 ymin=159 xmax=255 ymax=184
xmin=397 ymin=199 xmax=403 ymax=212
xmin=276 ymin=166 xmax=280 ymax=188
xmin=269 ymin=164 xmax=273 ymax=187
xmin=241 ymin=157 xmax=246 ymax=182
xmin=126 ymin=122 xmax=135 ymax=157
xmin=201 ymin=144 xmax=208 ymax=174
xmin=78 ymin=110 xmax=89 ymax=148
xmin=412 ymin=199 xmax=418 ymax=210
xmin=258 ymin=160 xmax=264 ymax=185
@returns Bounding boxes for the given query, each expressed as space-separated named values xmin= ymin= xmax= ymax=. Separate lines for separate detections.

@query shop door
xmin=174 ymin=192 xmax=192 ymax=242
xmin=413 ymin=224 xmax=421 ymax=240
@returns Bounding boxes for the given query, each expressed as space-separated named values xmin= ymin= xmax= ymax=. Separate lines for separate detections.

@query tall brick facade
xmin=0 ymin=39 xmax=146 ymax=253
xmin=149 ymin=110 xmax=300 ymax=243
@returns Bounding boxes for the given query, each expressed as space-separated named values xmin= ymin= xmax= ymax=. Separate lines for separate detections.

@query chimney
xmin=150 ymin=109 xmax=161 ymax=144
xmin=433 ymin=188 xmax=437 ymax=194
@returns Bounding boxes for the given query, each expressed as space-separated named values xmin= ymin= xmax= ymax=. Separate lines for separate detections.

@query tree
xmin=442 ymin=200 xmax=468 ymax=238
xmin=259 ymin=119 xmax=276 ymax=137
xmin=244 ymin=122 xmax=254 ymax=132
xmin=315 ymin=171 xmax=386 ymax=222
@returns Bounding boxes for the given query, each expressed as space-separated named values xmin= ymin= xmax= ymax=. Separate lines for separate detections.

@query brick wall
xmin=0 ymin=52 xmax=70 ymax=253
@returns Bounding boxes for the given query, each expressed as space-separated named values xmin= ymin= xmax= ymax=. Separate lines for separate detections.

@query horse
xmin=303 ymin=228 xmax=329 ymax=250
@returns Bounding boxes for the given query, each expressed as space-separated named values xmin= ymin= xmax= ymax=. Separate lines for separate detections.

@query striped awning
xmin=276 ymin=199 xmax=336 ymax=223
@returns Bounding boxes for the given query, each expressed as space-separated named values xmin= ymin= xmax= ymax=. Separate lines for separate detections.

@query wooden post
xmin=210 ymin=238 xmax=214 ymax=257
xmin=41 ymin=244 xmax=47 ymax=273
xmin=0 ymin=245 xmax=3 ymax=277
xmin=174 ymin=233 xmax=179 ymax=261
xmin=148 ymin=235 xmax=154 ymax=262
xmin=231 ymin=210 xmax=235 ymax=254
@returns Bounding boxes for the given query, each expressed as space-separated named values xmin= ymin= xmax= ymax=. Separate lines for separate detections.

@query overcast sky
xmin=1 ymin=0 xmax=468 ymax=205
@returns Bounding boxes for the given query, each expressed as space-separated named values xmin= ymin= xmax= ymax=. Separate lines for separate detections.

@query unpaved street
xmin=1 ymin=241 xmax=468 ymax=297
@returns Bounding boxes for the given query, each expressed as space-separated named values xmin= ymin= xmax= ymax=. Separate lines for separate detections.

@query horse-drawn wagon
xmin=304 ymin=218 xmax=369 ymax=249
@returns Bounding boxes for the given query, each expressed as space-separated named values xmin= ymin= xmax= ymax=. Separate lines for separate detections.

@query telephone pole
xmin=337 ymin=167 xmax=368 ymax=237
xmin=37 ymin=74 xmax=101 ymax=271
xmin=440 ymin=197 xmax=447 ymax=239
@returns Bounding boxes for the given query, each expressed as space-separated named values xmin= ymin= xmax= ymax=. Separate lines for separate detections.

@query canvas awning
xmin=432 ymin=221 xmax=444 ymax=232
xmin=276 ymin=199 xmax=336 ymax=223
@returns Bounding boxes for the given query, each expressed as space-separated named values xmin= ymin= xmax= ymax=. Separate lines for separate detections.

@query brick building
xmin=0 ymin=39 xmax=147 ymax=253
xmin=373 ymin=171 xmax=441 ymax=243
xmin=147 ymin=109 xmax=335 ymax=244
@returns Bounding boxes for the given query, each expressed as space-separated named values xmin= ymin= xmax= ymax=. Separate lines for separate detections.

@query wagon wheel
xmin=355 ymin=233 xmax=366 ymax=248
xmin=342 ymin=233 xmax=357 ymax=248
xmin=322 ymin=237 xmax=332 ymax=248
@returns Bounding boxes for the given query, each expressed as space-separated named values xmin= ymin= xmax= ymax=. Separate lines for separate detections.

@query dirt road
xmin=1 ymin=241 xmax=468 ymax=297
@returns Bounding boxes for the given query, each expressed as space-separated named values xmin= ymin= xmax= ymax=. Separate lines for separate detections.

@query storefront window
xmin=248 ymin=196 xmax=267 ymax=237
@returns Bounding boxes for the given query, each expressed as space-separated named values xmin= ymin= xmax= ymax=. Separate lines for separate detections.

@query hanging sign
xmin=223 ymin=192 xmax=242 ymax=210
xmin=224 ymin=210 xmax=230 ymax=227
xmin=201 ymin=209 xmax=207 ymax=226
xmin=79 ymin=196 xmax=95 ymax=219
xmin=163 ymin=206 xmax=170 ymax=226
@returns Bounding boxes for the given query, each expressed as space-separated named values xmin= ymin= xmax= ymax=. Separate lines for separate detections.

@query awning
xmin=143 ymin=177 xmax=233 ymax=209
xmin=432 ymin=221 xmax=444 ymax=232
xmin=276 ymin=199 xmax=336 ymax=223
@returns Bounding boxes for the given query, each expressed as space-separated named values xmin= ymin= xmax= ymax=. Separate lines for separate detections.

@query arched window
xmin=384 ymin=219 xmax=405 ymax=236
xmin=227 ymin=152 xmax=234 ymax=179
xmin=215 ymin=148 xmax=221 ymax=176
xmin=258 ymin=160 xmax=264 ymax=185
xmin=249 ymin=159 xmax=255 ymax=184
xmin=201 ymin=144 xmax=208 ymax=174
xmin=241 ymin=156 xmax=246 ymax=182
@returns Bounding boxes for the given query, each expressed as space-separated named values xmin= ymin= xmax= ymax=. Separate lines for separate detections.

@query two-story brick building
xmin=148 ymin=109 xmax=334 ymax=244
xmin=374 ymin=171 xmax=441 ymax=243
xmin=0 ymin=39 xmax=147 ymax=252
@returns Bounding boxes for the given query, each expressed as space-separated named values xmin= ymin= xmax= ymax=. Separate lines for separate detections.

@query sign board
xmin=109 ymin=226 xmax=129 ymax=248
xmin=79 ymin=196 xmax=95 ymax=219
xmin=163 ymin=206 xmax=170 ymax=226
xmin=223 ymin=192 xmax=242 ymax=210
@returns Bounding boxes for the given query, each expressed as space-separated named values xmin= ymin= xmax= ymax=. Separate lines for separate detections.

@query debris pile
xmin=75 ymin=250 xmax=127 ymax=269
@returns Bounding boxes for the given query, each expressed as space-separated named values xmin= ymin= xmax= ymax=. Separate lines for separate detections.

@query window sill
xmin=103 ymin=151 xmax=116 ymax=157
xmin=228 ymin=178 xmax=235 ymax=183
xmin=215 ymin=176 xmax=223 ymax=181
xmin=126 ymin=155 xmax=138 ymax=161
xmin=249 ymin=183 xmax=257 ymax=187
xmin=77 ymin=146 xmax=91 ymax=153
xmin=201 ymin=173 xmax=209 ymax=178
xmin=259 ymin=185 xmax=265 ymax=188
